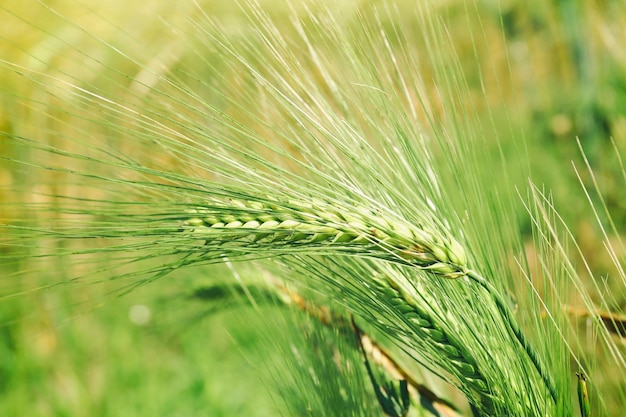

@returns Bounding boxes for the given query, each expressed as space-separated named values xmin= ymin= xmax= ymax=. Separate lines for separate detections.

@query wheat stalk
xmin=183 ymin=198 xmax=467 ymax=278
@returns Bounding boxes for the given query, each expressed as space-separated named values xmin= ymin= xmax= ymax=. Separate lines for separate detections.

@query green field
xmin=1 ymin=1 xmax=625 ymax=416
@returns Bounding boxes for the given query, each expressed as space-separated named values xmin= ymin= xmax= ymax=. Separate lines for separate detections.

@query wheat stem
xmin=184 ymin=199 xmax=467 ymax=278
xmin=576 ymin=372 xmax=591 ymax=417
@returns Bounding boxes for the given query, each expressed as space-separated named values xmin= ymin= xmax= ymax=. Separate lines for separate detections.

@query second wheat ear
xmin=466 ymin=270 xmax=558 ymax=404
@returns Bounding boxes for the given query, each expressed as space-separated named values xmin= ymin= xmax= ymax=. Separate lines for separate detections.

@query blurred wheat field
xmin=1 ymin=0 xmax=625 ymax=416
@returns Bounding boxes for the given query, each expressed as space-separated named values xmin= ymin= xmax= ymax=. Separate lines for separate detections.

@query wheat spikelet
xmin=183 ymin=199 xmax=467 ymax=278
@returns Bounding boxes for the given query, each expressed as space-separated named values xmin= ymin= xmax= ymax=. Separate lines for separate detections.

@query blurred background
xmin=1 ymin=0 xmax=625 ymax=415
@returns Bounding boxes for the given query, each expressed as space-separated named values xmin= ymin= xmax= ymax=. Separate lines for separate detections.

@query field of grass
xmin=1 ymin=1 xmax=625 ymax=416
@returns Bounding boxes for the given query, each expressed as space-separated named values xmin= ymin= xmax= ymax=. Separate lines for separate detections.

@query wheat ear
xmin=184 ymin=199 xmax=467 ymax=278
xmin=467 ymin=271 xmax=558 ymax=403
xmin=190 ymin=281 xmax=463 ymax=416
xmin=372 ymin=273 xmax=496 ymax=412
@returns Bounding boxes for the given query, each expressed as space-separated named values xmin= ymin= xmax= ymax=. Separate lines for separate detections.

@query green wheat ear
xmin=183 ymin=198 xmax=467 ymax=278
xmin=372 ymin=273 xmax=496 ymax=410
